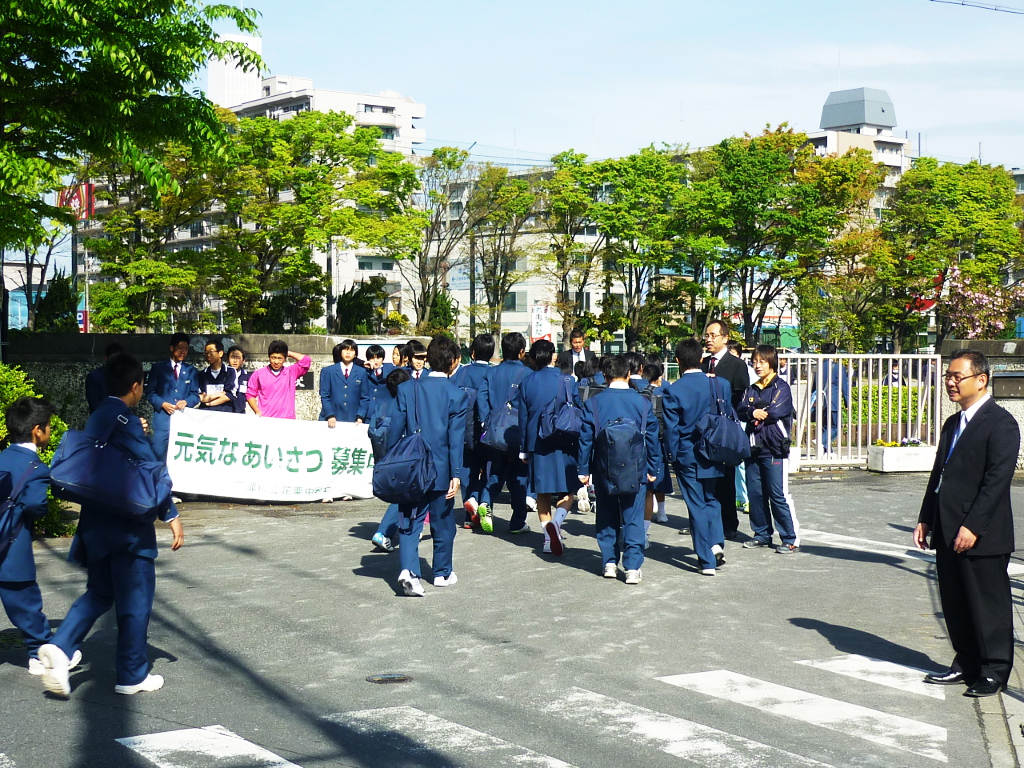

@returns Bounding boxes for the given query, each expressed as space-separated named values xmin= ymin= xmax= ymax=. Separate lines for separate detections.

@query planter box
xmin=867 ymin=445 xmax=936 ymax=473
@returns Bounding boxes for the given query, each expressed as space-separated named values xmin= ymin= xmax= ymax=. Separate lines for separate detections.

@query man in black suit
xmin=701 ymin=319 xmax=749 ymax=545
xmin=556 ymin=329 xmax=596 ymax=372
xmin=914 ymin=349 xmax=1019 ymax=698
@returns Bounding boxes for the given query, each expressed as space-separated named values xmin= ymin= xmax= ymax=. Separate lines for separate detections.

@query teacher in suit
xmin=914 ymin=349 xmax=1019 ymax=697
xmin=556 ymin=329 xmax=597 ymax=373
xmin=701 ymin=319 xmax=748 ymax=541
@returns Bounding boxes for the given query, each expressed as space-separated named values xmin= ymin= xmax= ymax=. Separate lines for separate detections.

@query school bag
xmin=538 ymin=375 xmax=583 ymax=444
xmin=372 ymin=383 xmax=436 ymax=505
xmin=0 ymin=461 xmax=41 ymax=563
xmin=592 ymin=396 xmax=648 ymax=496
xmin=457 ymin=382 xmax=480 ymax=451
xmin=480 ymin=375 xmax=525 ymax=454
xmin=50 ymin=414 xmax=173 ymax=521
xmin=695 ymin=375 xmax=751 ymax=467
xmin=367 ymin=409 xmax=392 ymax=462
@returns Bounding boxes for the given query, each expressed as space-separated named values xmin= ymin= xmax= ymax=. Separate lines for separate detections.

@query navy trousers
xmin=398 ymin=491 xmax=456 ymax=580
xmin=0 ymin=580 xmax=51 ymax=659
xmin=744 ymin=452 xmax=798 ymax=545
xmin=485 ymin=452 xmax=528 ymax=530
xmin=674 ymin=461 xmax=723 ymax=571
xmin=376 ymin=503 xmax=401 ymax=541
xmin=51 ymin=552 xmax=156 ymax=686
xmin=594 ymin=488 xmax=646 ymax=571
xmin=151 ymin=413 xmax=171 ymax=463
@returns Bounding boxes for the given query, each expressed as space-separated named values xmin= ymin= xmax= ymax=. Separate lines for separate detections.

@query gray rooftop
xmin=820 ymin=87 xmax=896 ymax=130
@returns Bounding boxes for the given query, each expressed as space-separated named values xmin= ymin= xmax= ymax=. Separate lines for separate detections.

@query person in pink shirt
xmin=245 ymin=340 xmax=311 ymax=419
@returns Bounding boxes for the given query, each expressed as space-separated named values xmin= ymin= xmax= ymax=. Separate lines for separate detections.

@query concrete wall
xmin=5 ymin=333 xmax=423 ymax=429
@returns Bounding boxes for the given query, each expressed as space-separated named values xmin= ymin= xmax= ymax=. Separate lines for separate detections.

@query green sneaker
xmin=478 ymin=503 xmax=493 ymax=533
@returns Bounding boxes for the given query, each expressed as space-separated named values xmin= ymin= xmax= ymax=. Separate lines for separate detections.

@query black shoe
xmin=742 ymin=539 xmax=770 ymax=549
xmin=724 ymin=530 xmax=741 ymax=541
xmin=923 ymin=669 xmax=968 ymax=685
xmin=964 ymin=677 xmax=1004 ymax=697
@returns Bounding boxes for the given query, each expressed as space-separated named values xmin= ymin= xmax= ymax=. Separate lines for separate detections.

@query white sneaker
xmin=433 ymin=572 xmax=458 ymax=588
xmin=526 ymin=495 xmax=537 ymax=512
xmin=603 ymin=563 xmax=618 ymax=579
xmin=115 ymin=674 xmax=164 ymax=695
xmin=38 ymin=644 xmax=70 ymax=698
xmin=543 ymin=520 xmax=563 ymax=556
xmin=171 ymin=496 xmax=183 ymax=504
xmin=577 ymin=486 xmax=592 ymax=514
xmin=625 ymin=569 xmax=642 ymax=585
xmin=29 ymin=649 xmax=81 ymax=676
xmin=542 ymin=540 xmax=551 ymax=554
xmin=654 ymin=509 xmax=668 ymax=523
xmin=701 ymin=568 xmax=717 ymax=576
xmin=399 ymin=569 xmax=425 ymax=597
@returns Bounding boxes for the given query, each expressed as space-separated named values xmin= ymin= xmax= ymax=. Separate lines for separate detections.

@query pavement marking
xmin=116 ymin=725 xmax=299 ymax=768
xmin=0 ymin=754 xmax=15 ymax=768
xmin=541 ymin=687 xmax=835 ymax=767
xmin=798 ymin=529 xmax=1024 ymax=576
xmin=658 ymin=670 xmax=947 ymax=762
xmin=325 ymin=705 xmax=576 ymax=767
xmin=795 ymin=654 xmax=945 ymax=699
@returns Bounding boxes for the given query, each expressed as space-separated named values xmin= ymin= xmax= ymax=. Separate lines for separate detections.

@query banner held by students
xmin=166 ymin=409 xmax=373 ymax=501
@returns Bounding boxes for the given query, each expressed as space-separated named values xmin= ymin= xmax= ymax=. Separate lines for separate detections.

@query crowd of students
xmin=0 ymin=319 xmax=801 ymax=698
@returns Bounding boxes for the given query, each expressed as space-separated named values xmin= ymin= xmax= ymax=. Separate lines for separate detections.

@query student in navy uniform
xmin=451 ymin=333 xmax=493 ymax=531
xmin=319 ymin=339 xmax=372 ymax=425
xmin=362 ymin=344 xmax=395 ymax=416
xmin=518 ymin=339 xmax=581 ymax=556
xmin=663 ymin=338 xmax=732 ymax=576
xmin=624 ymin=351 xmax=649 ymax=392
xmin=370 ymin=367 xmax=413 ymax=552
xmin=226 ymin=345 xmax=252 ymax=414
xmin=578 ymin=355 xmax=661 ymax=584
xmin=483 ymin=332 xmax=532 ymax=534
xmin=197 ymin=336 xmax=237 ymax=413
xmin=145 ymin=332 xmax=201 ymax=461
xmin=406 ymin=340 xmax=427 ymax=379
xmin=387 ymin=335 xmax=468 ymax=596
xmin=0 ymin=397 xmax=81 ymax=676
xmin=38 ymin=353 xmax=184 ymax=698
xmin=643 ymin=356 xmax=674 ymax=527
xmin=85 ymin=342 xmax=122 ymax=414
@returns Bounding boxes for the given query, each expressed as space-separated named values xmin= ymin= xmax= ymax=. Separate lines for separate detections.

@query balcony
xmin=356 ymin=111 xmax=398 ymax=128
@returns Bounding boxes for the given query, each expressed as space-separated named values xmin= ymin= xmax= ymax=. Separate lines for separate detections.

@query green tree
xmin=0 ymin=0 xmax=261 ymax=247
xmin=332 ymin=275 xmax=389 ymax=335
xmin=34 ymin=271 xmax=80 ymax=332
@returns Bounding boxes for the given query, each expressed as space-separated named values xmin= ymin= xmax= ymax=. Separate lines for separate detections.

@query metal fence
xmin=784 ymin=354 xmax=943 ymax=468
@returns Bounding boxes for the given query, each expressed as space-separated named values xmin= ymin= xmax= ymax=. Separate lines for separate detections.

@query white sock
xmin=554 ymin=506 xmax=569 ymax=527
xmin=644 ymin=519 xmax=652 ymax=535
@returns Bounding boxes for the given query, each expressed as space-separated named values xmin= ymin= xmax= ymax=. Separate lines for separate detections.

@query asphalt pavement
xmin=2 ymin=470 xmax=1024 ymax=768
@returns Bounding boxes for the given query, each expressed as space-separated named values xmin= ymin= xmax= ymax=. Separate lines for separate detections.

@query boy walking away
xmin=387 ymin=335 xmax=467 ymax=596
xmin=197 ymin=336 xmax=237 ymax=413
xmin=85 ymin=342 xmax=122 ymax=414
xmin=642 ymin=356 xmax=675 ymax=528
xmin=0 ymin=398 xmax=81 ymax=676
xmin=246 ymin=340 xmax=312 ymax=419
xmin=319 ymin=340 xmax=372 ymax=426
xmin=370 ymin=367 xmax=412 ymax=552
xmin=578 ymin=356 xmax=661 ymax=584
xmin=38 ymin=354 xmax=184 ymax=698
xmin=145 ymin=333 xmax=200 ymax=461
xmin=451 ymin=333 xmax=492 ymax=531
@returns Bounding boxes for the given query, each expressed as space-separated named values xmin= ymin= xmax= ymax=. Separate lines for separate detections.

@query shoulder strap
xmin=7 ymin=460 xmax=39 ymax=505
xmin=409 ymin=378 xmax=421 ymax=433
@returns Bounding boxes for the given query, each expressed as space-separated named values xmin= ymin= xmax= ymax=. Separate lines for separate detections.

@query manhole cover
xmin=366 ymin=673 xmax=413 ymax=685
xmin=0 ymin=629 xmax=24 ymax=650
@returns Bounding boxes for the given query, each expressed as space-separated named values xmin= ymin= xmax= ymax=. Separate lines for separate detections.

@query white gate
xmin=783 ymin=354 xmax=943 ymax=468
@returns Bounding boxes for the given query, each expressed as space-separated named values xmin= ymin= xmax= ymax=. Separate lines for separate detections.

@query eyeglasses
xmin=703 ymin=333 xmax=723 ymax=340
xmin=943 ymin=372 xmax=982 ymax=385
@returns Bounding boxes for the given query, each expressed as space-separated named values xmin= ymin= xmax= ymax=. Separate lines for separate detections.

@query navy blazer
xmin=386 ymin=374 xmax=468 ymax=492
xmin=364 ymin=362 xmax=396 ymax=415
xmin=0 ymin=445 xmax=50 ymax=581
xmin=577 ymin=387 xmax=662 ymax=490
xmin=451 ymin=361 xmax=491 ymax=427
xmin=518 ymin=367 xmax=580 ymax=453
xmin=662 ymin=370 xmax=733 ymax=479
xmin=319 ymin=363 xmax=373 ymax=422
xmin=85 ymin=367 xmax=106 ymax=414
xmin=231 ymin=368 xmax=252 ymax=413
xmin=145 ymin=359 xmax=201 ymax=423
xmin=69 ymin=398 xmax=179 ymax=565
xmin=483 ymin=360 xmax=529 ymax=423
xmin=197 ymin=366 xmax=237 ymax=413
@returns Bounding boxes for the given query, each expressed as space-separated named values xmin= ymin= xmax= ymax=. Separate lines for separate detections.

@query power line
xmin=929 ymin=0 xmax=1024 ymax=14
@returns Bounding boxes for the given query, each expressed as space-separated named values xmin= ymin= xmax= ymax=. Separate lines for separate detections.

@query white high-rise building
xmin=206 ymin=34 xmax=263 ymax=110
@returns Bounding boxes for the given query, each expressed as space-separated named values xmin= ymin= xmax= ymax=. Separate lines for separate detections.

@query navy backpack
xmin=538 ymin=375 xmax=583 ymax=445
xmin=372 ymin=383 xmax=436 ymax=505
xmin=480 ymin=379 xmax=523 ymax=455
xmin=592 ymin=397 xmax=648 ymax=496
xmin=0 ymin=461 xmax=40 ymax=563
xmin=695 ymin=375 xmax=751 ymax=467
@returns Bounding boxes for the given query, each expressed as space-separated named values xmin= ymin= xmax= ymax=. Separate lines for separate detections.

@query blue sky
xmin=213 ymin=0 xmax=1024 ymax=169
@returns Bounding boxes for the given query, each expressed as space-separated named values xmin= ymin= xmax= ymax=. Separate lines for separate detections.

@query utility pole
xmin=469 ymin=230 xmax=476 ymax=337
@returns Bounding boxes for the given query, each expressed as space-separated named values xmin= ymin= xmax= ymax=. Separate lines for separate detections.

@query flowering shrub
xmin=942 ymin=264 xmax=1024 ymax=340
xmin=873 ymin=437 xmax=925 ymax=448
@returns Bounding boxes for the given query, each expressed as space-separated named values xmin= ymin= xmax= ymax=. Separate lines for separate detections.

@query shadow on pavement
xmin=789 ymin=617 xmax=942 ymax=671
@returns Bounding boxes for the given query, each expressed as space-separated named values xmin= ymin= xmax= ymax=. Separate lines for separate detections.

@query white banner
xmin=531 ymin=302 xmax=551 ymax=342
xmin=166 ymin=409 xmax=374 ymax=501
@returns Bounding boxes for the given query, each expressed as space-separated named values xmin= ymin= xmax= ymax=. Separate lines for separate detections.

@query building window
xmin=358 ymin=261 xmax=374 ymax=270
xmin=582 ymin=225 xmax=598 ymax=237
xmin=190 ymin=221 xmax=205 ymax=238
xmin=380 ymin=261 xmax=393 ymax=271
xmin=503 ymin=291 xmax=527 ymax=313
xmin=574 ymin=292 xmax=591 ymax=311
xmin=381 ymin=128 xmax=396 ymax=140
xmin=514 ymin=257 xmax=528 ymax=272
xmin=263 ymin=86 xmax=270 ymax=97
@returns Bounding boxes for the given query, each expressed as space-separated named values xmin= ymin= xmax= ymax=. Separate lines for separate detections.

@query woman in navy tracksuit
xmin=518 ymin=340 xmax=581 ymax=556
xmin=736 ymin=344 xmax=800 ymax=554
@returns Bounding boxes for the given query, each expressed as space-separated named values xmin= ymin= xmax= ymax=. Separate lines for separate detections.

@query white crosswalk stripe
xmin=116 ymin=725 xmax=300 ymax=768
xmin=541 ymin=687 xmax=836 ymax=767
xmin=658 ymin=670 xmax=947 ymax=762
xmin=324 ymin=705 xmax=577 ymax=767
xmin=0 ymin=753 xmax=15 ymax=768
xmin=796 ymin=654 xmax=945 ymax=699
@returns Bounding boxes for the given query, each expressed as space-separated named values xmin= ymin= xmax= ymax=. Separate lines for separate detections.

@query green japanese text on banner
xmin=166 ymin=410 xmax=374 ymax=501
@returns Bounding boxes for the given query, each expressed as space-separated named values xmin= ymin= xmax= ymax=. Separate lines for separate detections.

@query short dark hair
xmin=340 ymin=338 xmax=358 ymax=352
xmin=366 ymin=344 xmax=386 ymax=360
xmin=951 ymin=349 xmax=990 ymax=380
xmin=622 ymin=351 xmax=644 ymax=376
xmin=752 ymin=344 xmax=778 ymax=372
xmin=569 ymin=329 xmax=585 ymax=341
xmin=574 ymin=361 xmax=588 ymax=378
xmin=644 ymin=355 xmax=664 ymax=383
xmin=385 ymin=367 xmax=411 ymax=397
xmin=5 ymin=397 xmax=55 ymax=444
xmin=579 ymin=357 xmax=600 ymax=380
xmin=396 ymin=344 xmax=411 ymax=365
xmin=105 ymin=353 xmax=145 ymax=397
xmin=821 ymin=342 xmax=838 ymax=355
xmin=470 ymin=333 xmax=495 ymax=361
xmin=601 ymin=354 xmax=630 ymax=381
xmin=705 ymin=318 xmax=731 ymax=339
xmin=205 ymin=336 xmax=225 ymax=353
xmin=407 ymin=339 xmax=427 ymax=357
xmin=726 ymin=340 xmax=743 ymax=356
xmin=528 ymin=339 xmax=555 ymax=369
xmin=501 ymin=332 xmax=527 ymax=361
xmin=227 ymin=345 xmax=246 ymax=360
xmin=268 ymin=340 xmax=289 ymax=357
xmin=427 ymin=334 xmax=460 ymax=372
xmin=170 ymin=332 xmax=190 ymax=349
xmin=675 ymin=338 xmax=703 ymax=370
xmin=103 ymin=342 xmax=123 ymax=358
